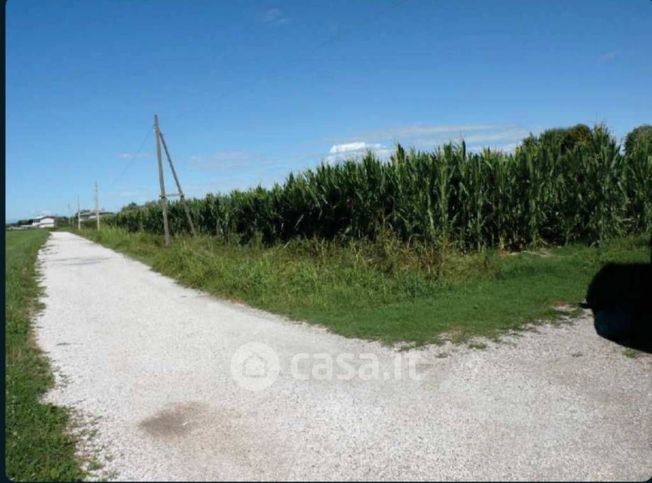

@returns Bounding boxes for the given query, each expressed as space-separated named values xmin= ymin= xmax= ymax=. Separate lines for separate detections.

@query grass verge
xmin=5 ymin=230 xmax=85 ymax=481
xmin=76 ymin=227 xmax=649 ymax=346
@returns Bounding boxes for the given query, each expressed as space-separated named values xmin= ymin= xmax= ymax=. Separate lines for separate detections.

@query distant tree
xmin=537 ymin=124 xmax=592 ymax=154
xmin=624 ymin=124 xmax=652 ymax=156
xmin=560 ymin=124 xmax=593 ymax=152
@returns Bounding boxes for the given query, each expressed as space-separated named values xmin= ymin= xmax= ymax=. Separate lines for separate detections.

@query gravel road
xmin=35 ymin=232 xmax=651 ymax=481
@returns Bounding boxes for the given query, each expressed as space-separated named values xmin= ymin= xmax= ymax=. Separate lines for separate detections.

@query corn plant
xmin=110 ymin=124 xmax=651 ymax=251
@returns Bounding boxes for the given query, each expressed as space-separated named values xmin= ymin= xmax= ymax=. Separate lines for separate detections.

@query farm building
xmin=78 ymin=209 xmax=114 ymax=222
xmin=31 ymin=216 xmax=56 ymax=228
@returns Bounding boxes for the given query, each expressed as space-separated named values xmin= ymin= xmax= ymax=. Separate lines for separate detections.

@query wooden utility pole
xmin=77 ymin=196 xmax=81 ymax=230
xmin=154 ymin=115 xmax=171 ymax=246
xmin=95 ymin=181 xmax=100 ymax=230
xmin=158 ymin=128 xmax=197 ymax=236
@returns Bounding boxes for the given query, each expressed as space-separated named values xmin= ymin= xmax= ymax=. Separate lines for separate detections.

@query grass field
xmin=5 ymin=230 xmax=85 ymax=481
xmin=78 ymin=227 xmax=650 ymax=346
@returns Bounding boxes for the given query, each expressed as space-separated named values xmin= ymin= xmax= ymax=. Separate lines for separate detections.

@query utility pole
xmin=77 ymin=196 xmax=81 ymax=230
xmin=95 ymin=181 xmax=100 ymax=230
xmin=158 ymin=127 xmax=197 ymax=236
xmin=154 ymin=114 xmax=171 ymax=246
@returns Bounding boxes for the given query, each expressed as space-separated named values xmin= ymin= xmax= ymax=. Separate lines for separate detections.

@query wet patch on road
xmin=138 ymin=402 xmax=209 ymax=439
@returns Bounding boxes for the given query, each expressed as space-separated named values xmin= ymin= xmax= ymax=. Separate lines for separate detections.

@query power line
xmin=102 ymin=2 xmax=408 ymax=206
xmin=170 ymin=0 xmax=408 ymax=195
xmin=108 ymin=127 xmax=152 ymax=190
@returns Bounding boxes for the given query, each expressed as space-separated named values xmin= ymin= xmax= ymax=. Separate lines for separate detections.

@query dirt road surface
xmin=35 ymin=232 xmax=651 ymax=480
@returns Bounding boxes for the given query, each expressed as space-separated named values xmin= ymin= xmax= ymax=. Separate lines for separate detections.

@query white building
xmin=31 ymin=216 xmax=56 ymax=229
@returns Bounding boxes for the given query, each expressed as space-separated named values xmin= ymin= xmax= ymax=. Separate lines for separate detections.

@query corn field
xmin=111 ymin=124 xmax=652 ymax=250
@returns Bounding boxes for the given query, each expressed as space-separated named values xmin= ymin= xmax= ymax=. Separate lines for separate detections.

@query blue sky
xmin=6 ymin=0 xmax=652 ymax=221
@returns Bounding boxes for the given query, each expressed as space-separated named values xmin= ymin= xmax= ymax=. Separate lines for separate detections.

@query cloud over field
xmin=326 ymin=141 xmax=391 ymax=164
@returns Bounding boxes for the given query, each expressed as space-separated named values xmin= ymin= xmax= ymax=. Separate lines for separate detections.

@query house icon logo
xmin=231 ymin=342 xmax=280 ymax=391
xmin=243 ymin=352 xmax=268 ymax=378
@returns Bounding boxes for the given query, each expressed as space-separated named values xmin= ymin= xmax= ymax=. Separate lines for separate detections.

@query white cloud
xmin=450 ymin=127 xmax=529 ymax=144
xmin=352 ymin=123 xmax=532 ymax=149
xmin=467 ymin=142 xmax=519 ymax=154
xmin=262 ymin=8 xmax=291 ymax=27
xmin=322 ymin=124 xmax=532 ymax=163
xmin=489 ymin=143 xmax=521 ymax=153
xmin=117 ymin=151 xmax=153 ymax=161
xmin=469 ymin=129 xmax=524 ymax=142
xmin=365 ymin=124 xmax=504 ymax=140
xmin=329 ymin=142 xmax=378 ymax=154
xmin=495 ymin=142 xmax=519 ymax=153
xmin=326 ymin=141 xmax=391 ymax=164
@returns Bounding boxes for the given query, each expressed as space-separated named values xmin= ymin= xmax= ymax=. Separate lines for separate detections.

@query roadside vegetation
xmin=72 ymin=123 xmax=651 ymax=345
xmin=78 ymin=227 xmax=649 ymax=345
xmin=5 ymin=230 xmax=85 ymax=481
xmin=111 ymin=124 xmax=651 ymax=250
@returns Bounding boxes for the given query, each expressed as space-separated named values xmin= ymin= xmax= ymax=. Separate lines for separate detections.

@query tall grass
xmin=111 ymin=124 xmax=652 ymax=250
xmin=6 ymin=230 xmax=85 ymax=480
xmin=80 ymin=227 xmax=652 ymax=345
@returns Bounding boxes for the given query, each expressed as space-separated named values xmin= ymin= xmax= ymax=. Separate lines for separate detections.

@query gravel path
xmin=35 ymin=232 xmax=651 ymax=481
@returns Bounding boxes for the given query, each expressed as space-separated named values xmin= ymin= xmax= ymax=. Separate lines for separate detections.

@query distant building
xmin=31 ymin=216 xmax=56 ymax=229
xmin=78 ymin=209 xmax=114 ymax=222
xmin=77 ymin=210 xmax=94 ymax=222
xmin=6 ymin=215 xmax=61 ymax=229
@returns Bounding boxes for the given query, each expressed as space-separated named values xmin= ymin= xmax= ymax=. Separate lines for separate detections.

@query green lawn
xmin=79 ymin=227 xmax=650 ymax=346
xmin=5 ymin=230 xmax=85 ymax=481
